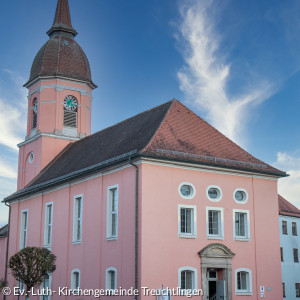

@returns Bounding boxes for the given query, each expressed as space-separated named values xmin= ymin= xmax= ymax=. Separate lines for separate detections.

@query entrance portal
xmin=198 ymin=244 xmax=235 ymax=300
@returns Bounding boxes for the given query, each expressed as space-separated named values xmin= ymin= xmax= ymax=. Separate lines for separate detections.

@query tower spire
xmin=47 ymin=0 xmax=77 ymax=38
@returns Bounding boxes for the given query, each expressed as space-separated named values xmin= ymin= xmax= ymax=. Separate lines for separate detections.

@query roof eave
xmin=140 ymin=154 xmax=288 ymax=178
xmin=23 ymin=75 xmax=97 ymax=90
xmin=3 ymin=151 xmax=139 ymax=204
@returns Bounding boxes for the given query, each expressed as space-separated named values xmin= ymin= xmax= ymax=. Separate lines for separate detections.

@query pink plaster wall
xmin=7 ymin=165 xmax=136 ymax=299
xmin=27 ymin=79 xmax=92 ymax=137
xmin=139 ymin=163 xmax=282 ymax=300
xmin=0 ymin=236 xmax=7 ymax=280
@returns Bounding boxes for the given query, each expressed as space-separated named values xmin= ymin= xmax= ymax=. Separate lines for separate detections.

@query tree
xmin=0 ymin=278 xmax=7 ymax=289
xmin=9 ymin=247 xmax=56 ymax=298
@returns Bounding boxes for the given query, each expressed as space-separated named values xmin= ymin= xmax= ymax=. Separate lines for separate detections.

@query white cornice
xmin=28 ymin=82 xmax=92 ymax=99
xmin=17 ymin=132 xmax=80 ymax=148
xmin=136 ymin=157 xmax=280 ymax=180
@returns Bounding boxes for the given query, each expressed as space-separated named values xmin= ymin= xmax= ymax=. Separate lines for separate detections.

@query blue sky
xmin=1 ymin=0 xmax=300 ymax=226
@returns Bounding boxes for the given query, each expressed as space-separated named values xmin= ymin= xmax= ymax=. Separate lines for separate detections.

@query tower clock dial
xmin=64 ymin=95 xmax=78 ymax=111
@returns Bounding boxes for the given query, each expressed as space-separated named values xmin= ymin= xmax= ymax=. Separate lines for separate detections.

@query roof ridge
xmin=74 ymin=99 xmax=175 ymax=144
xmin=141 ymin=99 xmax=177 ymax=152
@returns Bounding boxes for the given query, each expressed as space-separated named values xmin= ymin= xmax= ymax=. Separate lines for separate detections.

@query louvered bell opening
xmin=63 ymin=110 xmax=77 ymax=128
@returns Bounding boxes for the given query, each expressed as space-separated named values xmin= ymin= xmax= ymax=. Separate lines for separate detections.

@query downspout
xmin=129 ymin=158 xmax=139 ymax=300
xmin=4 ymin=202 xmax=11 ymax=300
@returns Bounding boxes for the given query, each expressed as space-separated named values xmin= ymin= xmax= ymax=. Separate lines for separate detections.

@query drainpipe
xmin=129 ymin=158 xmax=139 ymax=300
xmin=4 ymin=201 xmax=11 ymax=300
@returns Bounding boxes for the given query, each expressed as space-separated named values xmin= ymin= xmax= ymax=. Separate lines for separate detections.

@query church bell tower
xmin=17 ymin=0 xmax=97 ymax=190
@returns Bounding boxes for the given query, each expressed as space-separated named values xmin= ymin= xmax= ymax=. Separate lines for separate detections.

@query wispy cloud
xmin=274 ymin=151 xmax=300 ymax=209
xmin=0 ymin=159 xmax=17 ymax=179
xmin=177 ymin=0 xmax=276 ymax=145
xmin=0 ymin=70 xmax=27 ymax=151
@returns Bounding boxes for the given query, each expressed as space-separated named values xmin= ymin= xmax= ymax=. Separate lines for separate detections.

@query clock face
xmin=64 ymin=95 xmax=78 ymax=111
xmin=33 ymin=99 xmax=38 ymax=114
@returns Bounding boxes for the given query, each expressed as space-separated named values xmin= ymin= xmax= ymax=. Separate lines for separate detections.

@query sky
xmin=1 ymin=0 xmax=300 ymax=226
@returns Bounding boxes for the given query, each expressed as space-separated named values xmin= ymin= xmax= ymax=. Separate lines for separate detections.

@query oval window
xmin=29 ymin=152 xmax=34 ymax=163
xmin=234 ymin=189 xmax=248 ymax=204
xmin=207 ymin=186 xmax=222 ymax=201
xmin=178 ymin=183 xmax=195 ymax=199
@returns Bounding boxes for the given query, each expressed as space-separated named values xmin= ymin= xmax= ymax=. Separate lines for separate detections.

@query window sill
xmin=179 ymin=234 xmax=197 ymax=239
xmin=234 ymin=237 xmax=250 ymax=242
xmin=207 ymin=235 xmax=224 ymax=240
xmin=72 ymin=240 xmax=82 ymax=245
xmin=43 ymin=244 xmax=51 ymax=250
xmin=106 ymin=237 xmax=118 ymax=241
xmin=236 ymin=291 xmax=252 ymax=296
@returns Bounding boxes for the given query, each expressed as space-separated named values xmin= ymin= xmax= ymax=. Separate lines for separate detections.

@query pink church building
xmin=3 ymin=0 xmax=287 ymax=299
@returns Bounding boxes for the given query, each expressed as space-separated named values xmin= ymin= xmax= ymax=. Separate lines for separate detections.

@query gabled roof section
xmin=4 ymin=100 xmax=286 ymax=203
xmin=0 ymin=224 xmax=8 ymax=237
xmin=279 ymin=195 xmax=300 ymax=218
xmin=141 ymin=100 xmax=286 ymax=176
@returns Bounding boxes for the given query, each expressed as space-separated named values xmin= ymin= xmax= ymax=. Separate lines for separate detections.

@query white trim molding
xmin=178 ymin=182 xmax=196 ymax=199
xmin=106 ymin=184 xmax=119 ymax=240
xmin=178 ymin=204 xmax=197 ymax=238
xmin=178 ymin=266 xmax=198 ymax=290
xmin=43 ymin=202 xmax=53 ymax=248
xmin=71 ymin=269 xmax=81 ymax=290
xmin=72 ymin=194 xmax=83 ymax=244
xmin=233 ymin=209 xmax=250 ymax=241
xmin=206 ymin=207 xmax=224 ymax=240
xmin=235 ymin=268 xmax=252 ymax=295
xmin=233 ymin=188 xmax=249 ymax=204
xmin=19 ymin=209 xmax=28 ymax=250
xmin=206 ymin=185 xmax=223 ymax=202
xmin=105 ymin=267 xmax=117 ymax=290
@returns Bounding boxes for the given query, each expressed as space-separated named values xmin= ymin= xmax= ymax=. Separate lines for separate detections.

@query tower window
xmin=32 ymin=98 xmax=38 ymax=129
xmin=63 ymin=95 xmax=78 ymax=128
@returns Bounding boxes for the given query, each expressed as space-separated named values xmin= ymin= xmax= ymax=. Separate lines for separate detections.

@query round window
xmin=29 ymin=152 xmax=34 ymax=163
xmin=207 ymin=186 xmax=222 ymax=201
xmin=234 ymin=189 xmax=248 ymax=204
xmin=178 ymin=183 xmax=195 ymax=199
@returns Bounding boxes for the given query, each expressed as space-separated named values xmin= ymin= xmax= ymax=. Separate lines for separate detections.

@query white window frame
xmin=44 ymin=202 xmax=53 ymax=248
xmin=19 ymin=209 xmax=28 ymax=249
xmin=178 ymin=204 xmax=197 ymax=238
xmin=71 ymin=269 xmax=80 ymax=290
xmin=233 ymin=188 xmax=248 ymax=204
xmin=105 ymin=267 xmax=117 ymax=290
xmin=233 ymin=209 xmax=250 ymax=241
xmin=40 ymin=273 xmax=52 ymax=300
xmin=206 ymin=207 xmax=224 ymax=239
xmin=235 ymin=268 xmax=252 ymax=295
xmin=178 ymin=182 xmax=196 ymax=199
xmin=106 ymin=185 xmax=119 ymax=240
xmin=72 ymin=195 xmax=83 ymax=244
xmin=178 ymin=267 xmax=198 ymax=291
xmin=206 ymin=185 xmax=222 ymax=202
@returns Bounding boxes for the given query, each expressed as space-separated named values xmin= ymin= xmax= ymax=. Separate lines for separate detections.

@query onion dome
xmin=24 ymin=0 xmax=96 ymax=89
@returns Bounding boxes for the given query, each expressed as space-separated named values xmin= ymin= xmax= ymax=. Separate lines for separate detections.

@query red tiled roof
xmin=142 ymin=100 xmax=285 ymax=175
xmin=4 ymin=100 xmax=286 ymax=203
xmin=278 ymin=194 xmax=300 ymax=217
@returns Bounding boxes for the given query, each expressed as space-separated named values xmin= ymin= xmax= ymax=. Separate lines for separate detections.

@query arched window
xmin=105 ymin=267 xmax=117 ymax=290
xmin=235 ymin=268 xmax=252 ymax=295
xmin=71 ymin=269 xmax=80 ymax=290
xmin=178 ymin=267 xmax=197 ymax=290
xmin=32 ymin=98 xmax=38 ymax=129
xmin=63 ymin=95 xmax=78 ymax=128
